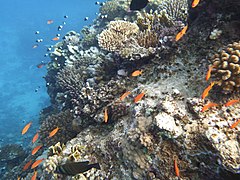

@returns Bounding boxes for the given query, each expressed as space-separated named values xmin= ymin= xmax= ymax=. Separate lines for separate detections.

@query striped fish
xmin=55 ymin=161 xmax=100 ymax=176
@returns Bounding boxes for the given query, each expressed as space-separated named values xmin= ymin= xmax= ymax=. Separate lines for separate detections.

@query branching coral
xmin=210 ymin=41 xmax=240 ymax=92
xmin=98 ymin=20 xmax=160 ymax=60
xmin=98 ymin=20 xmax=139 ymax=52
xmin=157 ymin=0 xmax=188 ymax=23
xmin=98 ymin=1 xmax=188 ymax=60
xmin=99 ymin=0 xmax=128 ymax=21
xmin=39 ymin=110 xmax=78 ymax=147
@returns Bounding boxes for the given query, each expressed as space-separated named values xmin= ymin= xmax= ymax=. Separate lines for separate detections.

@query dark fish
xmin=130 ymin=0 xmax=149 ymax=11
xmin=55 ymin=161 xmax=100 ymax=176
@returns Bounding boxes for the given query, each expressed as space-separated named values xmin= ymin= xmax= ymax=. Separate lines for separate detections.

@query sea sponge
xmin=98 ymin=20 xmax=139 ymax=52
xmin=211 ymin=41 xmax=240 ymax=92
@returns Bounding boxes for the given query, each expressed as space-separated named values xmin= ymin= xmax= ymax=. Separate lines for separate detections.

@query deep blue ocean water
xmin=0 ymin=0 xmax=100 ymax=147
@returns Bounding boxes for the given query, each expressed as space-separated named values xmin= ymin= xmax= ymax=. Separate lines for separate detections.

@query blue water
xmin=0 ymin=0 xmax=100 ymax=147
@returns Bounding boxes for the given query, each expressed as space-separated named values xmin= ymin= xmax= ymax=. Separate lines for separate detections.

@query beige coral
xmin=98 ymin=20 xmax=139 ymax=52
xmin=211 ymin=41 xmax=240 ymax=92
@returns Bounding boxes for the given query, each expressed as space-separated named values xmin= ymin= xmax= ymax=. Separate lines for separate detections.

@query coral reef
xmin=157 ymin=0 xmax=188 ymax=23
xmin=39 ymin=110 xmax=78 ymax=147
xmin=98 ymin=20 xmax=139 ymax=52
xmin=9 ymin=0 xmax=240 ymax=179
xmin=98 ymin=5 xmax=187 ymax=60
xmin=99 ymin=0 xmax=128 ymax=21
xmin=0 ymin=144 xmax=27 ymax=171
xmin=210 ymin=41 xmax=240 ymax=92
xmin=186 ymin=97 xmax=240 ymax=174
xmin=80 ymin=26 xmax=98 ymax=49
xmin=0 ymin=144 xmax=28 ymax=179
xmin=43 ymin=142 xmax=102 ymax=179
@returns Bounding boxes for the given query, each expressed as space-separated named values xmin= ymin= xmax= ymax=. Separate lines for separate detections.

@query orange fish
xmin=31 ymin=171 xmax=38 ymax=180
xmin=52 ymin=37 xmax=59 ymax=41
xmin=192 ymin=0 xmax=200 ymax=8
xmin=104 ymin=108 xmax=108 ymax=123
xmin=17 ymin=176 xmax=20 ymax=180
xmin=174 ymin=159 xmax=180 ymax=177
xmin=205 ymin=65 xmax=214 ymax=81
xmin=175 ymin=25 xmax=188 ymax=41
xmin=120 ymin=91 xmax=131 ymax=101
xmin=23 ymin=160 xmax=32 ymax=171
xmin=131 ymin=70 xmax=143 ymax=77
xmin=230 ymin=119 xmax=240 ymax=129
xmin=224 ymin=99 xmax=240 ymax=107
xmin=134 ymin=92 xmax=145 ymax=103
xmin=49 ymin=127 xmax=59 ymax=138
xmin=32 ymin=132 xmax=39 ymax=143
xmin=201 ymin=81 xmax=215 ymax=99
xmin=201 ymin=102 xmax=218 ymax=112
xmin=31 ymin=145 xmax=43 ymax=155
xmin=21 ymin=122 xmax=32 ymax=135
xmin=31 ymin=158 xmax=44 ymax=169
xmin=47 ymin=20 xmax=53 ymax=24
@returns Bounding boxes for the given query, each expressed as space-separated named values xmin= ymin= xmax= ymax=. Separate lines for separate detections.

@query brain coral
xmin=211 ymin=41 xmax=240 ymax=92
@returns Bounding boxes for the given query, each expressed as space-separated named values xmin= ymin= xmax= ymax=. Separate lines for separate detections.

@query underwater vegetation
xmin=3 ymin=0 xmax=240 ymax=179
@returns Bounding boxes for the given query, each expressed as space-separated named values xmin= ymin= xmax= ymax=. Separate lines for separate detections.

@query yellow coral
xmin=211 ymin=41 xmax=240 ymax=92
xmin=98 ymin=20 xmax=139 ymax=52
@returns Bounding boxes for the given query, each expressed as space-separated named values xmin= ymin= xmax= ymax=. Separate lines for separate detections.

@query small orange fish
xmin=120 ymin=91 xmax=131 ymax=101
xmin=47 ymin=20 xmax=53 ymax=24
xmin=192 ymin=0 xmax=200 ymax=8
xmin=17 ymin=176 xmax=20 ymax=180
xmin=32 ymin=132 xmax=39 ymax=143
xmin=205 ymin=65 xmax=214 ymax=81
xmin=31 ymin=170 xmax=38 ymax=180
xmin=104 ymin=108 xmax=108 ymax=123
xmin=31 ymin=158 xmax=44 ymax=169
xmin=174 ymin=159 xmax=180 ymax=177
xmin=175 ymin=25 xmax=188 ymax=41
xmin=201 ymin=102 xmax=218 ymax=112
xmin=52 ymin=37 xmax=59 ymax=41
xmin=134 ymin=92 xmax=145 ymax=103
xmin=230 ymin=119 xmax=240 ymax=129
xmin=31 ymin=145 xmax=43 ymax=155
xmin=23 ymin=160 xmax=32 ymax=171
xmin=21 ymin=122 xmax=32 ymax=135
xmin=224 ymin=99 xmax=240 ymax=107
xmin=49 ymin=127 xmax=59 ymax=138
xmin=201 ymin=81 xmax=215 ymax=99
xmin=131 ymin=70 xmax=143 ymax=77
